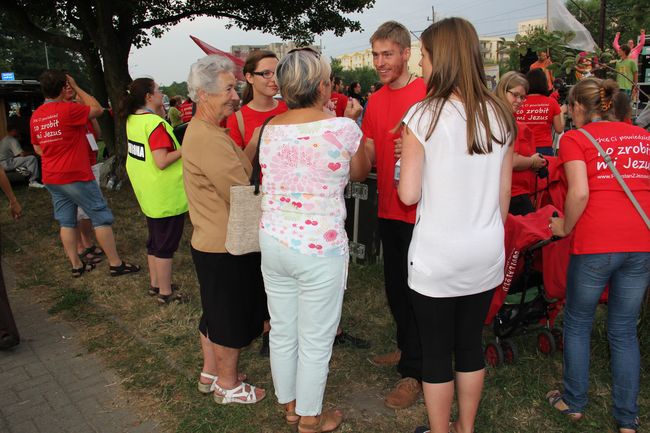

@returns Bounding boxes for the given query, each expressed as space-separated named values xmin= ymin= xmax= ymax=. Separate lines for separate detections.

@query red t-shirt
xmin=559 ymin=121 xmax=650 ymax=254
xmin=226 ymin=101 xmax=288 ymax=148
xmin=30 ymin=101 xmax=94 ymax=184
xmin=330 ymin=92 xmax=348 ymax=118
xmin=179 ymin=101 xmax=193 ymax=123
xmin=149 ymin=123 xmax=175 ymax=152
xmin=362 ymin=78 xmax=426 ymax=223
xmin=516 ymin=94 xmax=561 ymax=150
xmin=512 ymin=122 xmax=536 ymax=197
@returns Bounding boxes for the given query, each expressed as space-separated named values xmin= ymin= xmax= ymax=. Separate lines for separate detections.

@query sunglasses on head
xmin=287 ymin=47 xmax=320 ymax=58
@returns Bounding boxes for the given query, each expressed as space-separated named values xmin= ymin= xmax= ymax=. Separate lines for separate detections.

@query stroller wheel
xmin=485 ymin=341 xmax=504 ymax=367
xmin=537 ymin=329 xmax=556 ymax=355
xmin=551 ymin=328 xmax=564 ymax=351
xmin=501 ymin=339 xmax=518 ymax=364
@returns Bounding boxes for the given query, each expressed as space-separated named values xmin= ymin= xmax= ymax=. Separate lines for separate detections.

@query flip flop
xmin=546 ymin=390 xmax=583 ymax=421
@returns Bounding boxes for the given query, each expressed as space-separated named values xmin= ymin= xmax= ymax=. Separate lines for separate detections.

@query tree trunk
xmin=82 ymin=47 xmax=116 ymax=159
xmin=101 ymin=50 xmax=131 ymax=184
xmin=87 ymin=43 xmax=132 ymax=184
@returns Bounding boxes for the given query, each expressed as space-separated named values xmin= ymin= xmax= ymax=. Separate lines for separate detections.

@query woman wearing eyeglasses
xmin=225 ymin=50 xmax=287 ymax=356
xmin=226 ymin=50 xmax=288 ymax=161
xmin=495 ymin=71 xmax=547 ymax=215
xmin=516 ymin=68 xmax=566 ymax=156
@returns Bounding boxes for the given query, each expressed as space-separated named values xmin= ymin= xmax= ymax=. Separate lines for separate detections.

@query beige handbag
xmin=224 ymin=116 xmax=274 ymax=255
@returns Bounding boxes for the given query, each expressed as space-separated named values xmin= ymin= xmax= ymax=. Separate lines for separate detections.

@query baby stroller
xmin=483 ymin=205 xmax=569 ymax=367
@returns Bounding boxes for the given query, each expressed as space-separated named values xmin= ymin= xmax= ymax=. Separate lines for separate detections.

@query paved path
xmin=0 ymin=262 xmax=161 ymax=433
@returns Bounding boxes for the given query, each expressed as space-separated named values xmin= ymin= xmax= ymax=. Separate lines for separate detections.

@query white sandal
xmin=212 ymin=381 xmax=265 ymax=405
xmin=198 ymin=372 xmax=217 ymax=394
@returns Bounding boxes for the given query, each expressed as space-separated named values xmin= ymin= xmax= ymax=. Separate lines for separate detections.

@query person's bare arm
xmin=397 ymin=126 xmax=424 ymax=206
xmin=364 ymin=137 xmax=376 ymax=166
xmin=34 ymin=145 xmax=42 ymax=156
xmin=243 ymin=126 xmax=261 ymax=162
xmin=90 ymin=118 xmax=102 ymax=140
xmin=499 ymin=146 xmax=514 ymax=223
xmin=0 ymin=168 xmax=21 ymax=219
xmin=513 ymin=152 xmax=546 ymax=171
xmin=152 ymin=147 xmax=182 ymax=170
xmin=552 ymin=110 xmax=565 ymax=134
xmin=66 ymin=75 xmax=103 ymax=119
xmin=550 ymin=160 xmax=589 ymax=236
xmin=349 ymin=137 xmax=370 ymax=182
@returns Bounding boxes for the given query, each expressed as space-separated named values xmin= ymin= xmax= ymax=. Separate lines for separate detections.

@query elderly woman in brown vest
xmin=182 ymin=55 xmax=266 ymax=405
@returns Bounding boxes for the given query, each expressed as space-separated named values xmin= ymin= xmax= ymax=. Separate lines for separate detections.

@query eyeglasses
xmin=252 ymin=70 xmax=275 ymax=79
xmin=507 ymin=90 xmax=526 ymax=101
xmin=287 ymin=47 xmax=320 ymax=58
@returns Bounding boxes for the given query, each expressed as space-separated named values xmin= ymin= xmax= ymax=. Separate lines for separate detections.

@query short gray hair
xmin=276 ymin=50 xmax=331 ymax=109
xmin=187 ymin=55 xmax=234 ymax=100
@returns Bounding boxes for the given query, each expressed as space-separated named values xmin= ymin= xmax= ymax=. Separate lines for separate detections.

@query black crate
xmin=344 ymin=172 xmax=381 ymax=265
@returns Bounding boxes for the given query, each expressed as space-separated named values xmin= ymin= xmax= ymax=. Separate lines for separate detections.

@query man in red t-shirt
xmin=179 ymin=97 xmax=194 ymax=123
xmin=329 ymin=76 xmax=348 ymax=118
xmin=530 ymin=51 xmax=554 ymax=91
xmin=362 ymin=21 xmax=426 ymax=409
xmin=31 ymin=69 xmax=139 ymax=278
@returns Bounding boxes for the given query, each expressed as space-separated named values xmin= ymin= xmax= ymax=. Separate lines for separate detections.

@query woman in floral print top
xmin=258 ymin=48 xmax=370 ymax=432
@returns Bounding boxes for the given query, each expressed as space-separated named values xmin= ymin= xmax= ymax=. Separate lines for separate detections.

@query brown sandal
xmin=298 ymin=409 xmax=343 ymax=433
xmin=286 ymin=409 xmax=300 ymax=431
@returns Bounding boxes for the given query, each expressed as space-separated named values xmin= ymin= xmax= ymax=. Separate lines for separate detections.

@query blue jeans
xmin=562 ymin=252 xmax=650 ymax=429
xmin=45 ymin=180 xmax=114 ymax=228
xmin=259 ymin=231 xmax=347 ymax=416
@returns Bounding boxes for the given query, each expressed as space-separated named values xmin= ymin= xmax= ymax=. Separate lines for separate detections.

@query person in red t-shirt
xmin=495 ymin=71 xmax=548 ymax=215
xmin=362 ymin=20 xmax=426 ymax=409
xmin=226 ymin=50 xmax=287 ymax=163
xmin=529 ymin=50 xmax=554 ymax=91
xmin=179 ymin=97 xmax=194 ymax=123
xmin=31 ymin=69 xmax=140 ymax=278
xmin=516 ymin=68 xmax=566 ymax=156
xmin=548 ymin=78 xmax=650 ymax=433
xmin=62 ymin=85 xmax=106 ymax=265
xmin=328 ymin=77 xmax=348 ymax=118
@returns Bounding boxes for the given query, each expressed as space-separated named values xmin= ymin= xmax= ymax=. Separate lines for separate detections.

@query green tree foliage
xmin=337 ymin=67 xmax=379 ymax=96
xmin=0 ymin=0 xmax=375 ymax=180
xmin=567 ymin=0 xmax=650 ymax=50
xmin=501 ymin=27 xmax=577 ymax=76
xmin=160 ymin=82 xmax=188 ymax=99
xmin=0 ymin=33 xmax=90 ymax=88
xmin=329 ymin=57 xmax=379 ymax=97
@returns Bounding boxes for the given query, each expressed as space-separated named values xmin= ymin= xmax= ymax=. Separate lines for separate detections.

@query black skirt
xmin=191 ymin=247 xmax=266 ymax=349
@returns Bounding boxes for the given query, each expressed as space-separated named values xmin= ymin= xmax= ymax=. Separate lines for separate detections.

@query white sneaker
xmin=28 ymin=181 xmax=45 ymax=189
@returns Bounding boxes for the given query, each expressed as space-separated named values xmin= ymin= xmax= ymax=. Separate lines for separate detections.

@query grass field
xmin=2 ymin=181 xmax=648 ymax=433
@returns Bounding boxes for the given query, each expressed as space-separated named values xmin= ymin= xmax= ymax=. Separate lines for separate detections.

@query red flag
xmin=190 ymin=35 xmax=245 ymax=81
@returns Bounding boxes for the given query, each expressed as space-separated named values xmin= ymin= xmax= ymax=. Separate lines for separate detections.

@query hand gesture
xmin=549 ymin=216 xmax=566 ymax=237
xmin=9 ymin=199 xmax=21 ymax=220
xmin=394 ymin=137 xmax=403 ymax=159
xmin=344 ymin=98 xmax=362 ymax=121
xmin=323 ymin=100 xmax=336 ymax=117
xmin=66 ymin=74 xmax=79 ymax=90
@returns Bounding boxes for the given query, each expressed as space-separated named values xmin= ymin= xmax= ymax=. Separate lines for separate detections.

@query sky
xmin=129 ymin=0 xmax=548 ymax=85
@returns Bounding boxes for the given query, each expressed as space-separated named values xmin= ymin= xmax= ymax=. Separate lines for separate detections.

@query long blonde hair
xmin=417 ymin=18 xmax=516 ymax=154
xmin=495 ymin=71 xmax=529 ymax=106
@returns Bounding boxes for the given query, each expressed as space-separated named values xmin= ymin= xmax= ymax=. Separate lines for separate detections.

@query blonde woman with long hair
xmin=398 ymin=18 xmax=515 ymax=433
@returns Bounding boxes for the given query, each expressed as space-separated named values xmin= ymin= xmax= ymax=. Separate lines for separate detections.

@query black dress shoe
xmin=0 ymin=333 xmax=19 ymax=350
xmin=333 ymin=331 xmax=371 ymax=349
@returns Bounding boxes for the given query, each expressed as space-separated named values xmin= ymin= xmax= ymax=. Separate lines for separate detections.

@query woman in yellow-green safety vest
xmin=122 ymin=78 xmax=188 ymax=305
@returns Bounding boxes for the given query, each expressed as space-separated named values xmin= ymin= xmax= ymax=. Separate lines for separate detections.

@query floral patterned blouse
xmin=259 ymin=117 xmax=362 ymax=257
